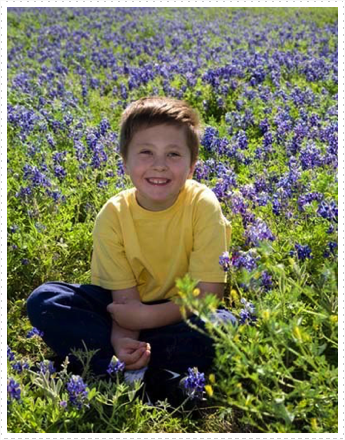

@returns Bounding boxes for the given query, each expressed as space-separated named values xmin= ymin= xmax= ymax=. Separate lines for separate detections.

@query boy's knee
xmin=26 ymin=282 xmax=60 ymax=325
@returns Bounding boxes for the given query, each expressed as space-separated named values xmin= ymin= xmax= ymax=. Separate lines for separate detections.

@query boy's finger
xmin=123 ymin=347 xmax=147 ymax=365
xmin=125 ymin=350 xmax=151 ymax=370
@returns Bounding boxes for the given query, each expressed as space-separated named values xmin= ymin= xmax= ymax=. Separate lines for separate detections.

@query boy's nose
xmin=152 ymin=157 xmax=168 ymax=170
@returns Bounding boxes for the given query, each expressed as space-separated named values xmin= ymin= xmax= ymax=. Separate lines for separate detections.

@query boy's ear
xmin=188 ymin=161 xmax=197 ymax=178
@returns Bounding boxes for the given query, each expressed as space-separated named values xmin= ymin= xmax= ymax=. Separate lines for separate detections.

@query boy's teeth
xmin=147 ymin=179 xmax=169 ymax=184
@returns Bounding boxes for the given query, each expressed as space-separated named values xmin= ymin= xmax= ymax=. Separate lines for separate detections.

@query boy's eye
xmin=169 ymin=152 xmax=180 ymax=157
xmin=140 ymin=150 xmax=152 ymax=155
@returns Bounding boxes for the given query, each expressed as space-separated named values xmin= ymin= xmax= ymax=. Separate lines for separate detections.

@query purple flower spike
xmin=219 ymin=252 xmax=231 ymax=272
xmin=106 ymin=355 xmax=125 ymax=375
xmin=26 ymin=327 xmax=44 ymax=338
xmin=181 ymin=367 xmax=206 ymax=400
xmin=7 ymin=378 xmax=21 ymax=403
xmin=66 ymin=375 xmax=89 ymax=409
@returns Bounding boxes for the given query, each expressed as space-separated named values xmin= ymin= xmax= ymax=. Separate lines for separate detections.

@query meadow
xmin=7 ymin=7 xmax=338 ymax=433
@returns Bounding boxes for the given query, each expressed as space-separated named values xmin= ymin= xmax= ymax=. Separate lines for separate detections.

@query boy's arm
xmin=108 ymin=282 xmax=224 ymax=330
xmin=110 ymin=287 xmax=151 ymax=369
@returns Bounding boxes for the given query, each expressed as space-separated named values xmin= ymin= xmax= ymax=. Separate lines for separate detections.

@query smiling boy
xmin=27 ymin=97 xmax=233 ymax=405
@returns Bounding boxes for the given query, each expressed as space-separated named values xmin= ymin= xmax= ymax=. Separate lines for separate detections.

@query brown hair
xmin=119 ymin=96 xmax=202 ymax=165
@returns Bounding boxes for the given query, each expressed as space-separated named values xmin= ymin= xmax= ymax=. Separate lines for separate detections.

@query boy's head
xmin=118 ymin=97 xmax=202 ymax=211
xmin=119 ymin=96 xmax=202 ymax=166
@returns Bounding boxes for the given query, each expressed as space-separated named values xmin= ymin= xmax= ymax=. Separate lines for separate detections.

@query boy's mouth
xmin=145 ymin=178 xmax=171 ymax=186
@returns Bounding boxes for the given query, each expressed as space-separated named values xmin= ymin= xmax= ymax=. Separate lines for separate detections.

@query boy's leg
xmin=26 ymin=282 xmax=114 ymax=375
xmin=140 ymin=316 xmax=216 ymax=405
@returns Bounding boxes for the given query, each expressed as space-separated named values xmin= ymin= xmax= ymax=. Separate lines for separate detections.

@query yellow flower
xmin=231 ymin=289 xmax=239 ymax=302
xmin=209 ymin=373 xmax=215 ymax=384
xmin=293 ymin=326 xmax=302 ymax=341
xmin=205 ymin=385 xmax=213 ymax=397
xmin=311 ymin=418 xmax=318 ymax=430
xmin=330 ymin=315 xmax=338 ymax=323
xmin=262 ymin=310 xmax=270 ymax=321
xmin=193 ymin=288 xmax=201 ymax=297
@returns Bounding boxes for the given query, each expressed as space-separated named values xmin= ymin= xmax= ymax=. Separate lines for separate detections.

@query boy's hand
xmin=107 ymin=301 xmax=149 ymax=330
xmin=112 ymin=337 xmax=151 ymax=370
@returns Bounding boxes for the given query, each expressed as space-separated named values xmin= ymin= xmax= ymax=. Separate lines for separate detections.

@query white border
xmin=2 ymin=1 xmax=342 ymax=439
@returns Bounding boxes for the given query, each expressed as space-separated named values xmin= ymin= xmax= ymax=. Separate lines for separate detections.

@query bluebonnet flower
xmin=254 ymin=176 xmax=268 ymax=193
xmin=9 ymin=225 xmax=19 ymax=233
xmin=239 ymin=298 xmax=257 ymax=325
xmin=106 ymin=355 xmax=125 ymax=375
xmin=240 ymin=184 xmax=256 ymax=201
xmin=7 ymin=378 xmax=21 ymax=403
xmin=317 ymin=200 xmax=338 ymax=221
xmin=66 ymin=375 xmax=89 ymax=409
xmin=26 ymin=327 xmax=44 ymax=338
xmin=219 ymin=252 xmax=231 ymax=272
xmin=294 ymin=244 xmax=312 ymax=261
xmin=7 ymin=346 xmax=15 ymax=361
xmin=272 ymin=195 xmax=282 ymax=216
xmin=22 ymin=259 xmax=29 ymax=266
xmin=46 ymin=190 xmax=65 ymax=203
xmin=99 ymin=118 xmax=110 ymax=136
xmin=297 ymin=192 xmax=323 ymax=211
xmin=259 ymin=118 xmax=269 ymax=134
xmin=181 ymin=367 xmax=205 ymax=400
xmin=261 ymin=271 xmax=273 ymax=291
xmin=245 ymin=219 xmax=275 ymax=246
xmin=12 ymin=361 xmax=29 ymax=373
xmin=230 ymin=193 xmax=248 ymax=215
xmin=54 ymin=165 xmax=67 ymax=180
xmin=91 ymin=145 xmax=108 ymax=169
xmin=74 ymin=141 xmax=86 ymax=161
xmin=201 ymin=126 xmax=219 ymax=153
xmin=60 ymin=400 xmax=67 ymax=408
xmin=328 ymin=241 xmax=337 ymax=254
xmin=232 ymin=250 xmax=259 ymax=272
xmin=235 ymin=130 xmax=248 ymax=150
xmin=46 ymin=133 xmax=56 ymax=148
xmin=23 ymin=165 xmax=51 ymax=189
xmin=300 ymin=144 xmax=323 ymax=170
xmin=97 ymin=180 xmax=108 ymax=189
xmin=327 ymin=224 xmax=335 ymax=234
xmin=52 ymin=151 xmax=67 ymax=165
xmin=256 ymin=192 xmax=270 ymax=206
xmin=39 ymin=361 xmax=56 ymax=374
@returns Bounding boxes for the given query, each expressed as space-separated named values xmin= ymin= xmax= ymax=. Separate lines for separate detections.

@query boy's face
xmin=123 ymin=123 xmax=196 ymax=211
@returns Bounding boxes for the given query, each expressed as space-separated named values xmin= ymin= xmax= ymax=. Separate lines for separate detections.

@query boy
xmin=27 ymin=96 xmax=234 ymax=405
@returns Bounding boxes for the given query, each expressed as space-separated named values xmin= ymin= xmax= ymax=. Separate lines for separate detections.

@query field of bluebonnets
xmin=7 ymin=6 xmax=338 ymax=433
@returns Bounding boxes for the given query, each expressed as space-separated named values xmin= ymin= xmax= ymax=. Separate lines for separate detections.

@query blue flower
xmin=7 ymin=378 xmax=21 ymax=403
xmin=232 ymin=250 xmax=259 ymax=272
xmin=294 ymin=243 xmax=312 ymax=261
xmin=12 ymin=361 xmax=29 ymax=373
xmin=261 ymin=271 xmax=273 ymax=291
xmin=239 ymin=298 xmax=257 ymax=325
xmin=66 ymin=375 xmax=89 ymax=409
xmin=181 ymin=367 xmax=205 ymax=400
xmin=39 ymin=361 xmax=56 ymax=374
xmin=26 ymin=327 xmax=44 ymax=338
xmin=219 ymin=251 xmax=231 ymax=272
xmin=245 ymin=219 xmax=275 ymax=246
xmin=7 ymin=346 xmax=15 ymax=361
xmin=106 ymin=355 xmax=125 ymax=375
xmin=317 ymin=200 xmax=338 ymax=221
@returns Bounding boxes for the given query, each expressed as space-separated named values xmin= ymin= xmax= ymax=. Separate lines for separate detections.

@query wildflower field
xmin=7 ymin=7 xmax=338 ymax=433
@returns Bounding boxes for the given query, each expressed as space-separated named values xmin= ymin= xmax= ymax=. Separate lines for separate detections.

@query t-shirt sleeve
xmin=91 ymin=202 xmax=137 ymax=290
xmin=188 ymin=189 xmax=231 ymax=283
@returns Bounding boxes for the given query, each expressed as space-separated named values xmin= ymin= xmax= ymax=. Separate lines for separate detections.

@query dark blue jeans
xmin=26 ymin=282 xmax=216 ymax=396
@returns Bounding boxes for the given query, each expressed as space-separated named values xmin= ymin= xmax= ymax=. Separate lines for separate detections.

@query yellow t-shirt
xmin=91 ymin=179 xmax=231 ymax=302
